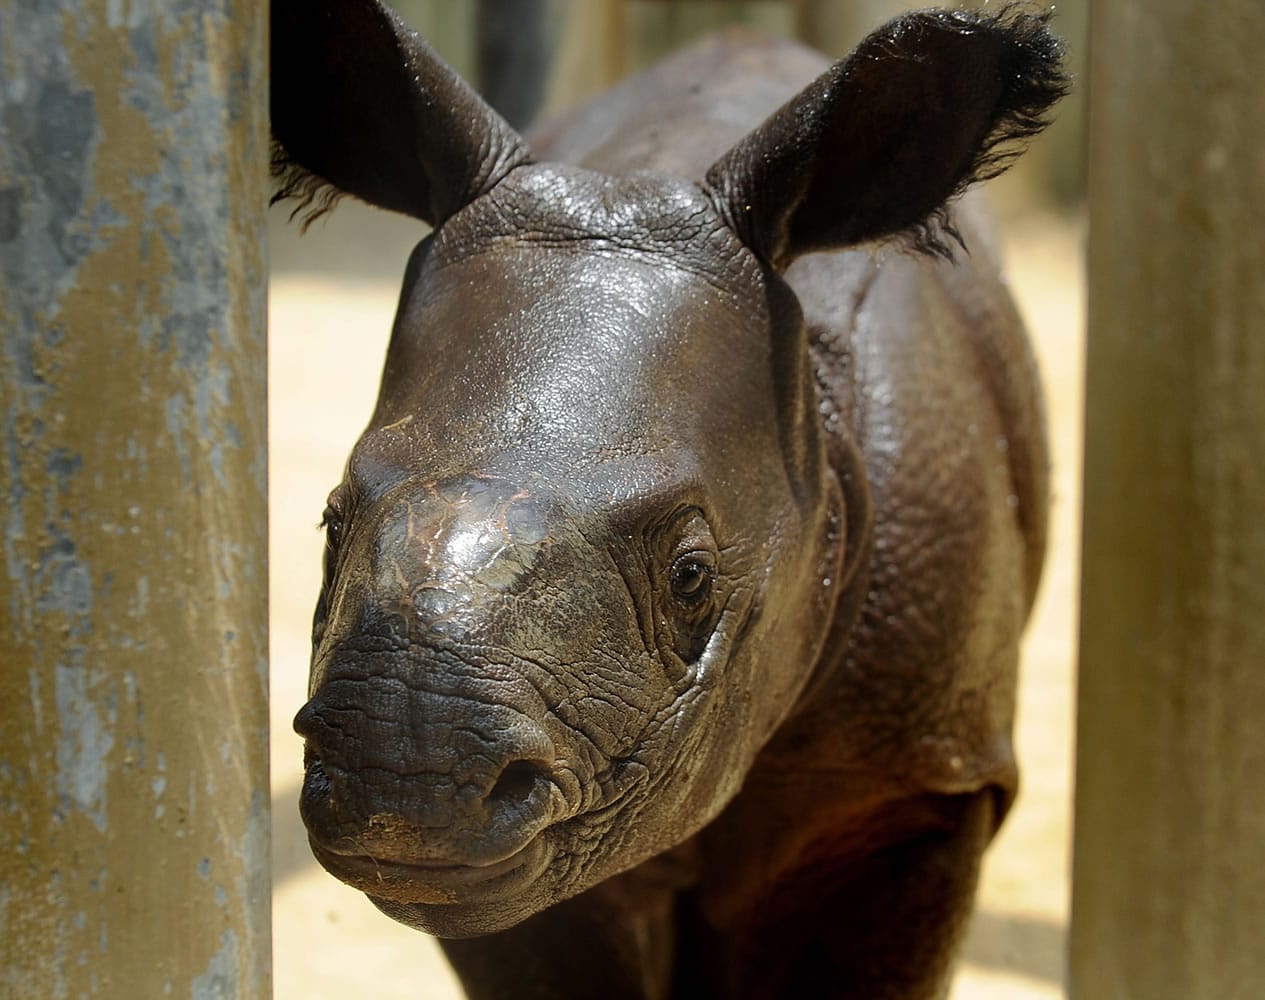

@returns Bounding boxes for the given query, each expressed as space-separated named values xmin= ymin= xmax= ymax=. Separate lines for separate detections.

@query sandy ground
xmin=267 ymin=200 xmax=1085 ymax=999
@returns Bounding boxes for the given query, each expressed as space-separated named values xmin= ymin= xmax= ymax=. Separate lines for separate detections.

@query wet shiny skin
xmin=274 ymin=1 xmax=1064 ymax=993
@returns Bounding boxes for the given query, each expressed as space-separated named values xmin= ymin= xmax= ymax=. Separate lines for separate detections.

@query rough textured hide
xmin=271 ymin=2 xmax=1066 ymax=996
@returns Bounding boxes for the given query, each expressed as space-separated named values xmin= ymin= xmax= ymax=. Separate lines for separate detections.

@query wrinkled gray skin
xmin=272 ymin=2 xmax=1064 ymax=997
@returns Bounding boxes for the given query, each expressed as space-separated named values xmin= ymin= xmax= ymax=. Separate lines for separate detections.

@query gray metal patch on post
xmin=0 ymin=1 xmax=270 ymax=996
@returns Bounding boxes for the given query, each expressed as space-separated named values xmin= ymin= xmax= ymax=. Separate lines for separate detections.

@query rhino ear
xmin=270 ymin=0 xmax=533 ymax=228
xmin=704 ymin=6 xmax=1068 ymax=270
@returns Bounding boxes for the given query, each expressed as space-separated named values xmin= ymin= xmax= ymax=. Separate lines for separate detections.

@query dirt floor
xmin=267 ymin=199 xmax=1085 ymax=999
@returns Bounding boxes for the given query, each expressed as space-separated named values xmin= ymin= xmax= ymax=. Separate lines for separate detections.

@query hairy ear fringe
xmin=270 ymin=139 xmax=346 ymax=232
xmin=898 ymin=3 xmax=1071 ymax=260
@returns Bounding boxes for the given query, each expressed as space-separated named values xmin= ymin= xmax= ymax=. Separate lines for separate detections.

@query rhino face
xmin=274 ymin=0 xmax=1065 ymax=941
xmin=294 ymin=166 xmax=844 ymax=936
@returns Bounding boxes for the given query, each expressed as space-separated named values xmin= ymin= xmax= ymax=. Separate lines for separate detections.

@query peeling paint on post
xmin=0 ymin=2 xmax=270 ymax=997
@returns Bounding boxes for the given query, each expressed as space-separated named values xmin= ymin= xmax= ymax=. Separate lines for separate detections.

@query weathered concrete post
xmin=1072 ymin=2 xmax=1265 ymax=998
xmin=0 ymin=2 xmax=270 ymax=997
xmin=794 ymin=0 xmax=912 ymax=55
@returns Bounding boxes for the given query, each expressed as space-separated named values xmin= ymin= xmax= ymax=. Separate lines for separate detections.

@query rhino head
xmin=272 ymin=0 xmax=1065 ymax=937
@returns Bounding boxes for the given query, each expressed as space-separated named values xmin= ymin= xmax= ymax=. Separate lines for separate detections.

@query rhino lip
xmin=308 ymin=836 xmax=543 ymax=904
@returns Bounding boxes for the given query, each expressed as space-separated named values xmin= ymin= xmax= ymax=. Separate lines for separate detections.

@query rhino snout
xmin=293 ymin=680 xmax=570 ymax=890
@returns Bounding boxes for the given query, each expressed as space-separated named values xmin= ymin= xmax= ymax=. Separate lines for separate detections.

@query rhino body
xmin=273 ymin=2 xmax=1064 ymax=996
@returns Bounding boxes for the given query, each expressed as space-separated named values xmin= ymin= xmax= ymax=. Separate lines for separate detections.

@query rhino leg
xmin=440 ymin=885 xmax=677 ymax=1000
xmin=444 ymin=791 xmax=996 ymax=999
xmin=671 ymin=790 xmax=998 ymax=1000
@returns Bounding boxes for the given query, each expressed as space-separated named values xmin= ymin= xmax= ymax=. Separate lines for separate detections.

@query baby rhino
xmin=272 ymin=1 xmax=1065 ymax=996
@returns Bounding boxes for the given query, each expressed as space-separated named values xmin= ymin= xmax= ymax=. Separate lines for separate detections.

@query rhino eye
xmin=670 ymin=553 xmax=715 ymax=604
xmin=313 ymin=504 xmax=345 ymax=643
xmin=320 ymin=505 xmax=343 ymax=551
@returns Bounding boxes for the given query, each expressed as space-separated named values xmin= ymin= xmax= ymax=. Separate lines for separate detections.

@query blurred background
xmin=269 ymin=2 xmax=1088 ymax=996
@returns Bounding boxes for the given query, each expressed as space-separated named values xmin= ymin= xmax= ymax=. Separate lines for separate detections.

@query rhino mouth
xmin=301 ymin=750 xmax=655 ymax=913
xmin=309 ymin=832 xmax=552 ymax=906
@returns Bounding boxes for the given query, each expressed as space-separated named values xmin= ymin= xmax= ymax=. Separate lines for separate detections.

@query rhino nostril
xmin=488 ymin=759 xmax=548 ymax=808
xmin=304 ymin=748 xmax=332 ymax=797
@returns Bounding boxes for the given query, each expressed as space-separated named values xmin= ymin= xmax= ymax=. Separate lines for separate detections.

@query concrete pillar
xmin=0 ymin=2 xmax=270 ymax=997
xmin=476 ymin=0 xmax=556 ymax=129
xmin=1071 ymin=2 xmax=1265 ymax=998
xmin=793 ymin=0 xmax=913 ymax=55
xmin=622 ymin=0 xmax=793 ymax=71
